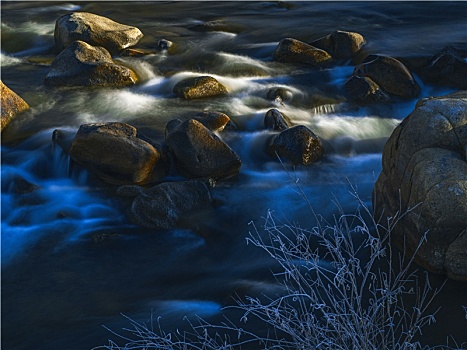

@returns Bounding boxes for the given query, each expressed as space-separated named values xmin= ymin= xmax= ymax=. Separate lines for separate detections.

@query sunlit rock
xmin=264 ymin=108 xmax=291 ymax=131
xmin=344 ymin=75 xmax=390 ymax=104
xmin=193 ymin=111 xmax=231 ymax=132
xmin=128 ymin=180 xmax=214 ymax=229
xmin=44 ymin=40 xmax=137 ymax=87
xmin=354 ymin=55 xmax=419 ymax=98
xmin=425 ymin=45 xmax=467 ymax=89
xmin=0 ymin=80 xmax=29 ymax=131
xmin=267 ymin=125 xmax=324 ymax=165
xmin=69 ymin=122 xmax=162 ymax=185
xmin=373 ymin=91 xmax=467 ymax=281
xmin=273 ymin=38 xmax=332 ymax=66
xmin=173 ymin=76 xmax=228 ymax=99
xmin=55 ymin=12 xmax=143 ymax=54
xmin=310 ymin=30 xmax=366 ymax=60
xmin=166 ymin=119 xmax=241 ymax=179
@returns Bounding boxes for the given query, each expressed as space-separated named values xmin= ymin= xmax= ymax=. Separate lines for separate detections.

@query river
xmin=1 ymin=1 xmax=466 ymax=349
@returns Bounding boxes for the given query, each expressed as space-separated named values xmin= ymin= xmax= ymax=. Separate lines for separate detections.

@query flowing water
xmin=1 ymin=2 xmax=467 ymax=349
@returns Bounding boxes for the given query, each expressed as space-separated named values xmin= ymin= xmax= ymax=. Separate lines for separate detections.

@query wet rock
xmin=193 ymin=111 xmax=231 ymax=132
xmin=173 ymin=76 xmax=228 ymax=99
xmin=1 ymin=80 xmax=29 ymax=131
xmin=116 ymin=185 xmax=145 ymax=198
xmin=267 ymin=125 xmax=324 ymax=165
xmin=44 ymin=40 xmax=138 ymax=87
xmin=69 ymin=122 xmax=161 ymax=185
xmin=425 ymin=46 xmax=467 ymax=89
xmin=52 ymin=129 xmax=76 ymax=154
xmin=354 ymin=55 xmax=419 ymax=98
xmin=344 ymin=75 xmax=391 ymax=104
xmin=264 ymin=108 xmax=291 ymax=131
xmin=157 ymin=39 xmax=173 ymax=51
xmin=4 ymin=175 xmax=40 ymax=194
xmin=166 ymin=119 xmax=241 ymax=179
xmin=188 ymin=20 xmax=243 ymax=34
xmin=310 ymin=30 xmax=365 ymax=60
xmin=54 ymin=12 xmax=143 ymax=54
xmin=373 ymin=91 xmax=467 ymax=281
xmin=128 ymin=180 xmax=213 ymax=229
xmin=266 ymin=88 xmax=293 ymax=103
xmin=273 ymin=38 xmax=332 ymax=66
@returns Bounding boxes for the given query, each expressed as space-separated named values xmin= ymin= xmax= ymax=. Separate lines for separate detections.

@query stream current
xmin=1 ymin=2 xmax=467 ymax=349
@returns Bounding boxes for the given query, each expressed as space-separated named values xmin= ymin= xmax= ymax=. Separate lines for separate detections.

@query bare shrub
xmin=95 ymin=185 xmax=456 ymax=350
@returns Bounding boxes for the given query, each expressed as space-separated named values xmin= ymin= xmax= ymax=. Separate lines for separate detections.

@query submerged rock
xmin=310 ymin=30 xmax=365 ymax=60
xmin=425 ymin=46 xmax=467 ymax=89
xmin=54 ymin=12 xmax=143 ymax=54
xmin=128 ymin=180 xmax=214 ymax=229
xmin=344 ymin=75 xmax=391 ymax=104
xmin=173 ymin=76 xmax=228 ymax=99
xmin=267 ymin=125 xmax=324 ymax=165
xmin=166 ymin=119 xmax=241 ymax=179
xmin=264 ymin=108 xmax=291 ymax=131
xmin=44 ymin=41 xmax=137 ymax=87
xmin=273 ymin=38 xmax=332 ymax=66
xmin=187 ymin=20 xmax=243 ymax=34
xmin=1 ymin=80 xmax=29 ymax=131
xmin=69 ymin=122 xmax=162 ymax=185
xmin=373 ymin=91 xmax=467 ymax=281
xmin=354 ymin=55 xmax=419 ymax=98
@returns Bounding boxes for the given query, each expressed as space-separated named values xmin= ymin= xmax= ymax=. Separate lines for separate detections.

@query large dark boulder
xmin=173 ymin=76 xmax=228 ymax=99
xmin=44 ymin=40 xmax=137 ymax=87
xmin=310 ymin=30 xmax=365 ymax=60
xmin=128 ymin=180 xmax=213 ymax=229
xmin=425 ymin=46 xmax=467 ymax=89
xmin=354 ymin=55 xmax=419 ymax=99
xmin=373 ymin=91 xmax=467 ymax=281
xmin=267 ymin=125 xmax=324 ymax=165
xmin=273 ymin=38 xmax=332 ymax=66
xmin=1 ymin=80 xmax=29 ymax=131
xmin=54 ymin=12 xmax=143 ymax=54
xmin=166 ymin=119 xmax=241 ymax=179
xmin=69 ymin=122 xmax=162 ymax=185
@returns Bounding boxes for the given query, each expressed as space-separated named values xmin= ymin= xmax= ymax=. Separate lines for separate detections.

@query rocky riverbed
xmin=1 ymin=2 xmax=466 ymax=349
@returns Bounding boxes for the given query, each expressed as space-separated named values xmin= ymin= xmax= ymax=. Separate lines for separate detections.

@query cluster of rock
xmin=373 ymin=91 xmax=467 ymax=281
xmin=5 ymin=12 xmax=467 ymax=282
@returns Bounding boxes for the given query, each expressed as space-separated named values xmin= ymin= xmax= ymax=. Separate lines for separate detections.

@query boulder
xmin=128 ymin=180 xmax=213 ymax=229
xmin=193 ymin=111 xmax=231 ymax=132
xmin=344 ymin=75 xmax=390 ymax=104
xmin=373 ymin=91 xmax=467 ymax=281
xmin=54 ymin=12 xmax=143 ymax=54
xmin=354 ymin=55 xmax=419 ymax=98
xmin=173 ymin=76 xmax=228 ymax=99
xmin=273 ymin=38 xmax=332 ymax=66
xmin=166 ymin=119 xmax=241 ymax=179
xmin=264 ymin=108 xmax=291 ymax=131
xmin=425 ymin=46 xmax=467 ymax=89
xmin=1 ymin=81 xmax=29 ymax=131
xmin=267 ymin=125 xmax=324 ymax=165
xmin=44 ymin=40 xmax=137 ymax=87
xmin=310 ymin=30 xmax=365 ymax=60
xmin=69 ymin=122 xmax=162 ymax=185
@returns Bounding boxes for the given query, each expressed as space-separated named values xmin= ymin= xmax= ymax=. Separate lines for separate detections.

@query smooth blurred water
xmin=1 ymin=2 xmax=466 ymax=349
